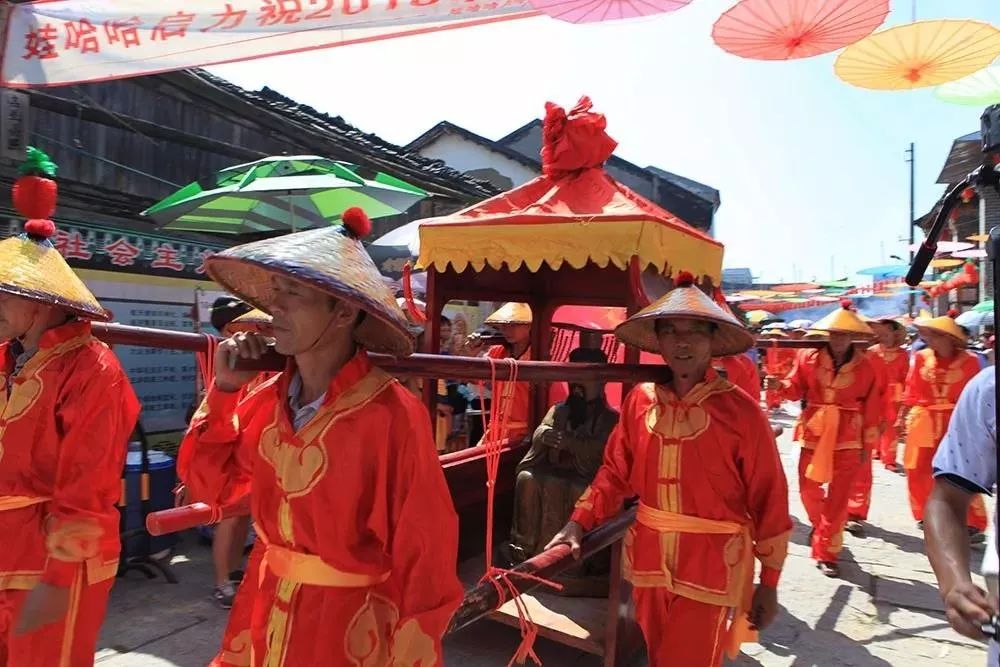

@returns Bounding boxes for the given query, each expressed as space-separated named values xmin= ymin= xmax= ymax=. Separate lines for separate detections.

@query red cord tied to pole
xmin=478 ymin=356 xmax=562 ymax=666
xmin=195 ymin=334 xmax=219 ymax=390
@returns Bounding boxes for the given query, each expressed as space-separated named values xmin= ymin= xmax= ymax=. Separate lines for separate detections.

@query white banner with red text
xmin=1 ymin=0 xmax=540 ymax=88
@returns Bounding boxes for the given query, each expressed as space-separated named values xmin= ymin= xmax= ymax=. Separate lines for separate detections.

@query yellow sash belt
xmin=255 ymin=524 xmax=388 ymax=588
xmin=903 ymin=404 xmax=954 ymax=470
xmin=636 ymin=503 xmax=755 ymax=660
xmin=804 ymin=405 xmax=858 ymax=484
xmin=0 ymin=495 xmax=50 ymax=512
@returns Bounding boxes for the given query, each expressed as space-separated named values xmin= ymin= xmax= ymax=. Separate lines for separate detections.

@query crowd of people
xmin=0 ymin=207 xmax=995 ymax=666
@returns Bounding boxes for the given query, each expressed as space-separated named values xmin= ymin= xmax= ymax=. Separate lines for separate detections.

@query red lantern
xmin=960 ymin=186 xmax=976 ymax=203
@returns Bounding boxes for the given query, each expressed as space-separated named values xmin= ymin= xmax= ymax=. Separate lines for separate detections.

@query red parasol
xmin=712 ymin=0 xmax=889 ymax=61
xmin=529 ymin=0 xmax=691 ymax=24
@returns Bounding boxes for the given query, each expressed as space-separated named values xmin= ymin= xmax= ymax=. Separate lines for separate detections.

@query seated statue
xmin=504 ymin=347 xmax=619 ymax=594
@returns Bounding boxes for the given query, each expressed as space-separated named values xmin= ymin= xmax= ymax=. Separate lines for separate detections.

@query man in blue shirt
xmin=925 ymin=367 xmax=998 ymax=664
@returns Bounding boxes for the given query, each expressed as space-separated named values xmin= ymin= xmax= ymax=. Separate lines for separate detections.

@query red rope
xmin=477 ymin=357 xmax=562 ymax=666
xmin=195 ymin=334 xmax=219 ymax=390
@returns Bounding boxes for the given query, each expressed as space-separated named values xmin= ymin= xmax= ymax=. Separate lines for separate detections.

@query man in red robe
xmin=472 ymin=302 xmax=533 ymax=444
xmin=867 ymin=318 xmax=909 ymax=471
xmin=179 ymin=209 xmax=463 ymax=666
xmin=898 ymin=314 xmax=987 ymax=539
xmin=549 ymin=273 xmax=792 ymax=667
xmin=766 ymin=302 xmax=882 ymax=577
xmin=0 ymin=219 xmax=139 ymax=666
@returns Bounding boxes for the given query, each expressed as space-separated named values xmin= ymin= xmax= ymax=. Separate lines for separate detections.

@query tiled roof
xmin=186 ymin=71 xmax=500 ymax=201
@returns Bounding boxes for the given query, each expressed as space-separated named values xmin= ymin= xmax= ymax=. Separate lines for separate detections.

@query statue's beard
xmin=567 ymin=390 xmax=588 ymax=429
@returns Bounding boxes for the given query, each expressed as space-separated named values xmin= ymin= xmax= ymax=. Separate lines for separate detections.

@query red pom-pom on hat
xmin=24 ymin=218 xmax=55 ymax=240
xmin=674 ymin=270 xmax=695 ymax=288
xmin=947 ymin=308 xmax=959 ymax=319
xmin=341 ymin=207 xmax=371 ymax=240
xmin=840 ymin=298 xmax=853 ymax=310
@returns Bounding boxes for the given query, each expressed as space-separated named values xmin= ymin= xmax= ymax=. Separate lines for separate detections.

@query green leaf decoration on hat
xmin=17 ymin=146 xmax=57 ymax=178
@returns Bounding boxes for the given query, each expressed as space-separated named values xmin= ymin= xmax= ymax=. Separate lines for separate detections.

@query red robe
xmin=570 ymin=372 xmax=791 ymax=666
xmin=846 ymin=349 xmax=888 ymax=521
xmin=715 ymin=353 xmax=760 ymax=404
xmin=867 ymin=344 xmax=909 ymax=466
xmin=778 ymin=348 xmax=881 ymax=562
xmin=180 ymin=351 xmax=463 ymax=666
xmin=902 ymin=349 xmax=986 ymax=529
xmin=481 ymin=345 xmax=532 ymax=445
xmin=763 ymin=347 xmax=796 ymax=409
xmin=0 ymin=320 xmax=139 ymax=666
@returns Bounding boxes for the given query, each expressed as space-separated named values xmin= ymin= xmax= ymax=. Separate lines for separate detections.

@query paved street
xmin=96 ymin=410 xmax=994 ymax=666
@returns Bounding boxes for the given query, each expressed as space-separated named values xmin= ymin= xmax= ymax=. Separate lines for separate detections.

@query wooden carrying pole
xmin=447 ymin=505 xmax=638 ymax=635
xmin=92 ymin=323 xmax=836 ymax=382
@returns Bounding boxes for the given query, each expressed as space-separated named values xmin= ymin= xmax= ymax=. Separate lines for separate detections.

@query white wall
xmin=415 ymin=134 xmax=539 ymax=188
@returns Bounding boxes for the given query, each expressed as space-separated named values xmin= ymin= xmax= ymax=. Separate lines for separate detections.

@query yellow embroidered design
xmin=258 ymin=368 xmax=395 ymax=499
xmin=221 ymin=630 xmax=253 ymax=667
xmin=345 ymin=593 xmax=398 ymax=667
xmin=344 ymin=594 xmax=437 ymax=667
xmin=45 ymin=517 xmax=103 ymax=562
xmin=262 ymin=578 xmax=300 ymax=667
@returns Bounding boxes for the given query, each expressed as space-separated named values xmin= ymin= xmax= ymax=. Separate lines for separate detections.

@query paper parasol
xmin=951 ymin=248 xmax=988 ymax=259
xmin=909 ymin=240 xmax=973 ymax=254
xmin=712 ymin=0 xmax=889 ymax=61
xmin=968 ymin=233 xmax=990 ymax=243
xmin=527 ymin=0 xmax=690 ymax=24
xmin=929 ymin=258 xmax=963 ymax=269
xmin=835 ymin=20 xmax=1000 ymax=90
xmin=936 ymin=65 xmax=1000 ymax=106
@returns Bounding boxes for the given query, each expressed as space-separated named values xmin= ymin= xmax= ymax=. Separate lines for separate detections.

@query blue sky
xmin=210 ymin=0 xmax=1000 ymax=283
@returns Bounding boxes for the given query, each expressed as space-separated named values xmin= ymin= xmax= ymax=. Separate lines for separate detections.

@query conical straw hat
xmin=485 ymin=302 xmax=533 ymax=325
xmin=811 ymin=300 xmax=873 ymax=336
xmin=0 ymin=220 xmax=109 ymax=321
xmin=205 ymin=208 xmax=413 ymax=356
xmin=615 ymin=272 xmax=754 ymax=356
xmin=914 ymin=310 xmax=967 ymax=344
xmin=227 ymin=308 xmax=273 ymax=334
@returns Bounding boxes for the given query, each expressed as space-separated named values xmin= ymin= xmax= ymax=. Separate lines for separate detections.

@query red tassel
xmin=947 ymin=308 xmax=959 ymax=319
xmin=341 ymin=206 xmax=372 ymax=239
xmin=840 ymin=298 xmax=853 ymax=310
xmin=24 ymin=218 xmax=55 ymax=239
xmin=401 ymin=262 xmax=426 ymax=324
xmin=675 ymin=270 xmax=695 ymax=288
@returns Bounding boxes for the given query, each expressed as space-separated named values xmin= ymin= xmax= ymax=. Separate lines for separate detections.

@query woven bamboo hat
xmin=811 ymin=300 xmax=874 ymax=336
xmin=615 ymin=272 xmax=754 ymax=356
xmin=227 ymin=308 xmax=273 ymax=335
xmin=0 ymin=220 xmax=109 ymax=321
xmin=205 ymin=208 xmax=413 ymax=356
xmin=485 ymin=302 xmax=533 ymax=325
xmin=914 ymin=309 xmax=968 ymax=344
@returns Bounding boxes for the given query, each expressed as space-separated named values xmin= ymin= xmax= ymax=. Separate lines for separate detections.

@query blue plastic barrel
xmin=123 ymin=450 xmax=178 ymax=557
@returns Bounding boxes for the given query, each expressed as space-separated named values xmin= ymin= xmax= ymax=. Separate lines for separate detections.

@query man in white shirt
xmin=925 ymin=367 xmax=998 ymax=664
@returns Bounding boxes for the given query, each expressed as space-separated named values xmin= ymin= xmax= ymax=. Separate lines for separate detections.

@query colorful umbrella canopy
xmin=835 ymin=20 xmax=1000 ymax=90
xmin=143 ymin=156 xmax=427 ymax=234
xmin=746 ymin=309 xmax=778 ymax=325
xmin=973 ymin=300 xmax=994 ymax=313
xmin=968 ymin=233 xmax=991 ymax=243
xmin=908 ymin=240 xmax=974 ymax=254
xmin=551 ymin=305 xmax=628 ymax=332
xmin=528 ymin=0 xmax=690 ymax=24
xmin=712 ymin=0 xmax=888 ymax=61
xmin=936 ymin=65 xmax=1000 ymax=106
xmin=371 ymin=220 xmax=422 ymax=255
xmin=929 ymin=258 xmax=963 ymax=269
xmin=952 ymin=248 xmax=988 ymax=259
xmin=417 ymin=97 xmax=724 ymax=283
xmin=956 ymin=309 xmax=991 ymax=329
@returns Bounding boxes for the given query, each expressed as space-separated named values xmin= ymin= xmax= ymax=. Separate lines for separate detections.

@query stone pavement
xmin=95 ymin=410 xmax=994 ymax=666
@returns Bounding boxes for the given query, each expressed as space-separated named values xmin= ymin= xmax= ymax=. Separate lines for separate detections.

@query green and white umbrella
xmin=142 ymin=156 xmax=427 ymax=234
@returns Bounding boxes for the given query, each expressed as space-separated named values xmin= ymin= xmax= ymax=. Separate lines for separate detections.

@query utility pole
xmin=906 ymin=143 xmax=916 ymax=316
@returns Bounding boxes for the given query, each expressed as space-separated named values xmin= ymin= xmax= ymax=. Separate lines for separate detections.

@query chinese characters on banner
xmin=13 ymin=218 xmax=227 ymax=279
xmin=3 ymin=0 xmax=539 ymax=87
xmin=105 ymin=300 xmax=201 ymax=433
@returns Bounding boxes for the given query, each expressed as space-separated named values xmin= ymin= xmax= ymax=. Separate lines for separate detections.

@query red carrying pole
xmin=146 ymin=496 xmax=251 ymax=536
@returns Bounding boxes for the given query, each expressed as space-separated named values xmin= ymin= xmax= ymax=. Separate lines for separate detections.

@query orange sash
xmin=903 ymin=404 xmax=953 ymax=470
xmin=803 ymin=405 xmax=858 ymax=484
xmin=0 ymin=495 xmax=50 ymax=512
xmin=636 ymin=503 xmax=755 ymax=660
xmin=255 ymin=524 xmax=388 ymax=588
